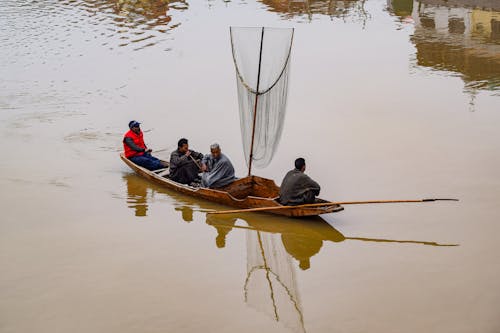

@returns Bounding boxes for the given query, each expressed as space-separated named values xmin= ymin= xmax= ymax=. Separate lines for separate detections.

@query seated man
xmin=201 ymin=143 xmax=236 ymax=188
xmin=279 ymin=158 xmax=320 ymax=205
xmin=123 ymin=120 xmax=168 ymax=171
xmin=169 ymin=138 xmax=204 ymax=184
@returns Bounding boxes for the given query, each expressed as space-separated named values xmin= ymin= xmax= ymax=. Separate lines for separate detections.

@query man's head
xmin=128 ymin=120 xmax=141 ymax=134
xmin=295 ymin=157 xmax=306 ymax=172
xmin=178 ymin=138 xmax=189 ymax=153
xmin=210 ymin=143 xmax=221 ymax=159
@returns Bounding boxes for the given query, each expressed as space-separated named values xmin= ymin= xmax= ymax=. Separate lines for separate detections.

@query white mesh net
xmin=245 ymin=230 xmax=305 ymax=333
xmin=230 ymin=27 xmax=294 ymax=169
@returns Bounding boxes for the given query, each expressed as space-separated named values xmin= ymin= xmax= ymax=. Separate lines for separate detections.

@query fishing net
xmin=245 ymin=230 xmax=305 ymax=333
xmin=230 ymin=27 xmax=294 ymax=169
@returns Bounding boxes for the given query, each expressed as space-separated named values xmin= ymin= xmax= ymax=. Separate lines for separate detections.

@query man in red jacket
xmin=123 ymin=120 xmax=168 ymax=170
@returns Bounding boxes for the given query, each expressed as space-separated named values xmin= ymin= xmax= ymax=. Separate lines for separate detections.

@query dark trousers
xmin=302 ymin=190 xmax=316 ymax=204
xmin=282 ymin=190 xmax=317 ymax=206
xmin=170 ymin=162 xmax=200 ymax=184
xmin=129 ymin=154 xmax=164 ymax=171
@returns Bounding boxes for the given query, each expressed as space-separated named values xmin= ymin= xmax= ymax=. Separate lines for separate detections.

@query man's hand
xmin=201 ymin=163 xmax=207 ymax=172
xmin=185 ymin=150 xmax=191 ymax=157
xmin=145 ymin=148 xmax=152 ymax=153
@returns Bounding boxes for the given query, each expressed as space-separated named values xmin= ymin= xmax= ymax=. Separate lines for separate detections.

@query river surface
xmin=1 ymin=0 xmax=499 ymax=332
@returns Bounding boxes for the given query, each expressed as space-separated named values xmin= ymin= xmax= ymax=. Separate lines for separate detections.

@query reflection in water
xmin=123 ymin=172 xmax=458 ymax=266
xmin=206 ymin=214 xmax=343 ymax=271
xmin=122 ymin=172 xmax=458 ymax=333
xmin=124 ymin=174 xmax=149 ymax=216
xmin=206 ymin=215 xmax=456 ymax=333
xmin=206 ymin=214 xmax=458 ymax=271
xmin=2 ymin=0 xmax=188 ymax=54
xmin=206 ymin=214 xmax=237 ymax=248
xmin=114 ymin=0 xmax=188 ymax=20
xmin=245 ymin=230 xmax=305 ymax=333
xmin=5 ymin=0 xmax=498 ymax=100
xmin=175 ymin=206 xmax=194 ymax=222
xmin=77 ymin=0 xmax=188 ymax=50
xmin=123 ymin=173 xmax=198 ymax=217
xmin=260 ymin=0 xmax=370 ymax=23
xmin=388 ymin=0 xmax=500 ymax=93
xmin=387 ymin=0 xmax=413 ymax=20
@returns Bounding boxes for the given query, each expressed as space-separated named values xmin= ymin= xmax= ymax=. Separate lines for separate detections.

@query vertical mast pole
xmin=248 ymin=27 xmax=265 ymax=177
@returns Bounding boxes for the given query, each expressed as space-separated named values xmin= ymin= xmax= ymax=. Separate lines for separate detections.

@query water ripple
xmin=0 ymin=0 xmax=188 ymax=58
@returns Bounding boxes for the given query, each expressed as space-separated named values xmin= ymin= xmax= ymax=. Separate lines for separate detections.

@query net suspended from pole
xmin=230 ymin=27 xmax=294 ymax=173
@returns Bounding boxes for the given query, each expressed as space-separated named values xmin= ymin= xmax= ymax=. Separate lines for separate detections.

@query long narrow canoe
xmin=120 ymin=153 xmax=343 ymax=217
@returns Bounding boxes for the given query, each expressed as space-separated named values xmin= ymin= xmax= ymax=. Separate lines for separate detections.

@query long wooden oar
xmin=206 ymin=198 xmax=458 ymax=215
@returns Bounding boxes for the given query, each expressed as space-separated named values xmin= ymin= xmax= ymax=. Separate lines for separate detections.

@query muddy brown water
xmin=1 ymin=0 xmax=499 ymax=332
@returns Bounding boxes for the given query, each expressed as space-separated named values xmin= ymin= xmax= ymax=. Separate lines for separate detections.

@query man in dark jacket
xmin=123 ymin=120 xmax=167 ymax=170
xmin=279 ymin=158 xmax=320 ymax=205
xmin=169 ymin=138 xmax=204 ymax=185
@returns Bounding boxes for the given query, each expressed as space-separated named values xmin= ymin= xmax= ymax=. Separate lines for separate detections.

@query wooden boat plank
xmin=120 ymin=153 xmax=343 ymax=217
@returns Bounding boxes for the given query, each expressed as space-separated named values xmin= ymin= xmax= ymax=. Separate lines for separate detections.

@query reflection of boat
xmin=122 ymin=173 xmax=458 ymax=332
xmin=206 ymin=214 xmax=343 ymax=270
xmin=122 ymin=172 xmax=459 ymax=333
xmin=205 ymin=214 xmax=457 ymax=333
xmin=205 ymin=213 xmax=458 ymax=271
xmin=121 ymin=172 xmax=307 ymax=332
xmin=120 ymin=153 xmax=344 ymax=217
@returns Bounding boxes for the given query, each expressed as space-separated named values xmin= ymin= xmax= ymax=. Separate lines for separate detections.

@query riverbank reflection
xmin=259 ymin=0 xmax=370 ymax=22
xmin=388 ymin=0 xmax=500 ymax=93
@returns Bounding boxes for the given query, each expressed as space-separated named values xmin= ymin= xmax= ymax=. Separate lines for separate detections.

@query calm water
xmin=1 ymin=0 xmax=499 ymax=332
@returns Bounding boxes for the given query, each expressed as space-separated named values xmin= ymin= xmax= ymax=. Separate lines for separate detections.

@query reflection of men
xmin=279 ymin=158 xmax=320 ymax=205
xmin=123 ymin=120 xmax=168 ymax=170
xmin=175 ymin=206 xmax=193 ymax=222
xmin=282 ymin=234 xmax=322 ymax=270
xmin=124 ymin=174 xmax=148 ymax=217
xmin=206 ymin=215 xmax=237 ymax=248
xmin=169 ymin=138 xmax=204 ymax=185
xmin=201 ymin=143 xmax=236 ymax=188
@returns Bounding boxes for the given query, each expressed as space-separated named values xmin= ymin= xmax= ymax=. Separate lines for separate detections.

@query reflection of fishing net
xmin=245 ymin=230 xmax=305 ymax=333
xmin=230 ymin=27 xmax=294 ymax=169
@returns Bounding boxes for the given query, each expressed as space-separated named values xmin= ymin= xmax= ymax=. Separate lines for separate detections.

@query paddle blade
xmin=422 ymin=198 xmax=459 ymax=202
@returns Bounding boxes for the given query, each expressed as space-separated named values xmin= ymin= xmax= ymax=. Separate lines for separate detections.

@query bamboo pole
xmin=247 ymin=27 xmax=265 ymax=177
xmin=206 ymin=198 xmax=459 ymax=215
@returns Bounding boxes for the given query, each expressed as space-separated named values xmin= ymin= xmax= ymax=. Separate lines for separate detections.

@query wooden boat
xmin=121 ymin=29 xmax=346 ymax=217
xmin=120 ymin=153 xmax=343 ymax=217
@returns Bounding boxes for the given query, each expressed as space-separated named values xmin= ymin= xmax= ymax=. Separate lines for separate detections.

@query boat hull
xmin=120 ymin=153 xmax=343 ymax=217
